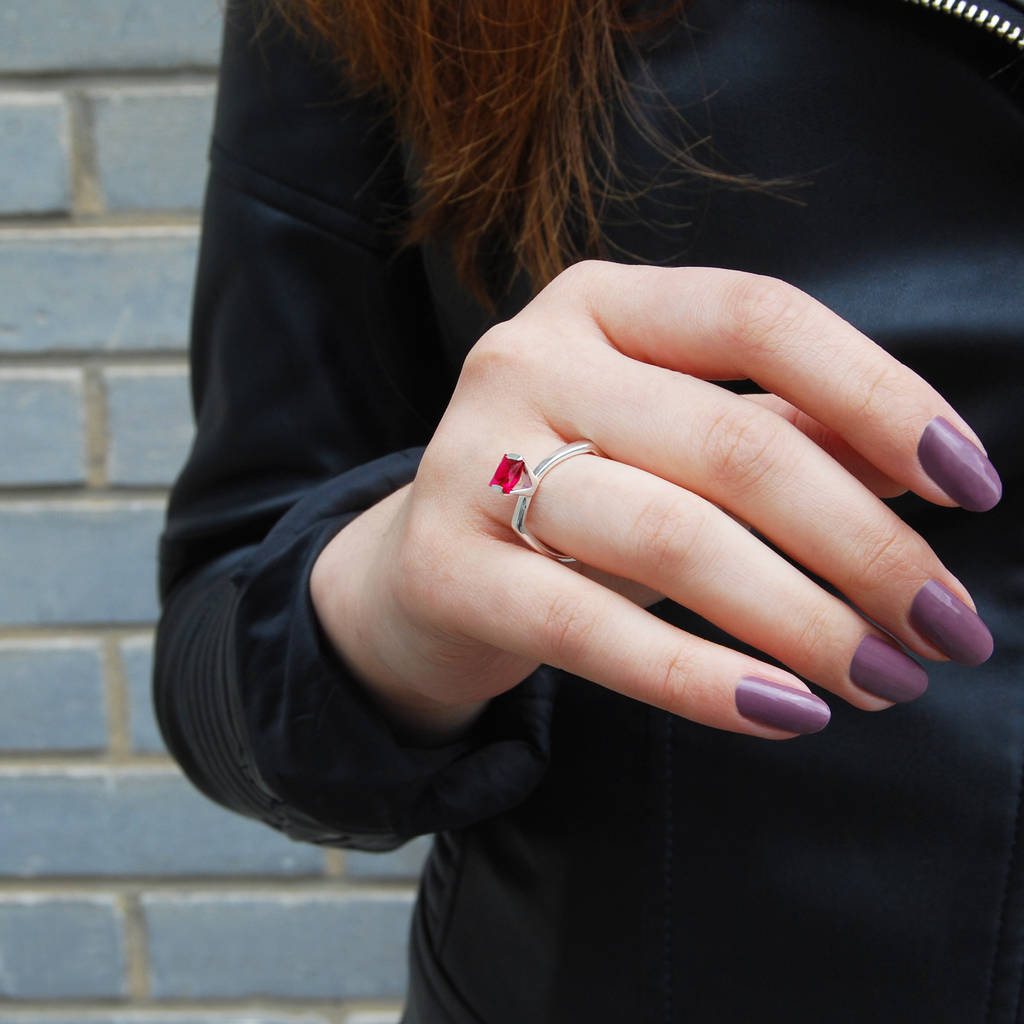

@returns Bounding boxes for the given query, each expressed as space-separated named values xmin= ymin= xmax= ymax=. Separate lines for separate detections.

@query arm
xmin=154 ymin=1 xmax=555 ymax=850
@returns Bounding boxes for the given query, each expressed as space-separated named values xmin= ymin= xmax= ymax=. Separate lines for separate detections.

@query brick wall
xmin=0 ymin=3 xmax=422 ymax=1021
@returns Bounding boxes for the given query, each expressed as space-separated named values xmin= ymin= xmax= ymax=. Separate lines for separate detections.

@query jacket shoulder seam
xmin=209 ymin=137 xmax=403 ymax=254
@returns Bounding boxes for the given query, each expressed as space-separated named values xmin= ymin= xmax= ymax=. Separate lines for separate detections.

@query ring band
xmin=489 ymin=440 xmax=602 ymax=562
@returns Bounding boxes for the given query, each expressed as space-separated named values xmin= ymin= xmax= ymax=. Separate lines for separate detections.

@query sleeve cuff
xmin=227 ymin=448 xmax=557 ymax=849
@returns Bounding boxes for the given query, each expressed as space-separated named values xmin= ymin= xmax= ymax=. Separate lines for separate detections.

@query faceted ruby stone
xmin=490 ymin=454 xmax=525 ymax=493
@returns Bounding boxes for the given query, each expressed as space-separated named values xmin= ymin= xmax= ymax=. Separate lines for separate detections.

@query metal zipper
xmin=899 ymin=0 xmax=1024 ymax=50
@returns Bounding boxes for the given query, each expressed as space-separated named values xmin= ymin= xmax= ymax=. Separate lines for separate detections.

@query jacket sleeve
xmin=153 ymin=0 xmax=556 ymax=851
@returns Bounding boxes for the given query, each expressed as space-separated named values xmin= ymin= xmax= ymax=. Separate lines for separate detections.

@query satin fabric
xmin=156 ymin=0 xmax=1024 ymax=1019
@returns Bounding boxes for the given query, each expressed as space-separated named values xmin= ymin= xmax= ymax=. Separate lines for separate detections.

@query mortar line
xmin=342 ymin=1004 xmax=406 ymax=1022
xmin=119 ymin=890 xmax=151 ymax=1000
xmin=0 ymin=213 xmax=200 ymax=230
xmin=0 ymin=69 xmax=219 ymax=89
xmin=66 ymin=89 xmax=104 ymax=216
xmin=0 ymin=878 xmax=419 ymax=897
xmin=324 ymin=849 xmax=346 ymax=880
xmin=0 ymin=219 xmax=200 ymax=238
xmin=103 ymin=635 xmax=132 ymax=761
xmin=82 ymin=363 xmax=109 ymax=487
xmin=0 ymin=755 xmax=173 ymax=769
xmin=0 ymin=353 xmax=189 ymax=369
xmin=0 ymin=489 xmax=168 ymax=503
xmin=0 ymin=997 xmax=403 ymax=1016
xmin=0 ymin=625 xmax=154 ymax=642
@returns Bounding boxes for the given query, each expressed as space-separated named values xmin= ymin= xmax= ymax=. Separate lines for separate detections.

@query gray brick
xmin=91 ymin=87 xmax=215 ymax=211
xmin=0 ymin=501 xmax=163 ymax=625
xmin=0 ymin=93 xmax=70 ymax=214
xmin=347 ymin=835 xmax=431 ymax=881
xmin=0 ymin=769 xmax=325 ymax=877
xmin=0 ymin=1 xmax=222 ymax=72
xmin=119 ymin=635 xmax=165 ymax=754
xmin=144 ymin=893 xmax=414 ymax=998
xmin=0 ymin=640 xmax=106 ymax=751
xmin=0 ymin=229 xmax=197 ymax=352
xmin=0 ymin=369 xmax=84 ymax=485
xmin=106 ymin=367 xmax=194 ymax=486
xmin=0 ymin=896 xmax=125 ymax=997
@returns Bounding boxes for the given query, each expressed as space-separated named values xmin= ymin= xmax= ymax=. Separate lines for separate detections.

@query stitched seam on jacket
xmin=210 ymin=132 xmax=396 ymax=231
xmin=435 ymin=830 xmax=470 ymax=959
xmin=209 ymin=137 xmax=399 ymax=254
xmin=406 ymin=894 xmax=488 ymax=1024
xmin=986 ymin=741 xmax=1024 ymax=1022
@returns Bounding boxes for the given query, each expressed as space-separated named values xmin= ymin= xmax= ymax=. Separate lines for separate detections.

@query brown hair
xmin=270 ymin=0 xmax=726 ymax=303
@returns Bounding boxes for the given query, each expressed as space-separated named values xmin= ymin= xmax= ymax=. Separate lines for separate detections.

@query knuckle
xmin=649 ymin=647 xmax=698 ymax=713
xmin=462 ymin=321 xmax=522 ymax=382
xmin=847 ymin=361 xmax=903 ymax=421
xmin=789 ymin=603 xmax=836 ymax=659
xmin=464 ymin=313 xmax=574 ymax=392
xmin=542 ymin=259 xmax=619 ymax=320
xmin=541 ymin=592 xmax=596 ymax=665
xmin=702 ymin=406 xmax=780 ymax=494
xmin=724 ymin=274 xmax=810 ymax=356
xmin=460 ymin=321 xmax=553 ymax=417
xmin=846 ymin=520 xmax=915 ymax=593
xmin=632 ymin=494 xmax=709 ymax=581
xmin=551 ymin=258 xmax=607 ymax=293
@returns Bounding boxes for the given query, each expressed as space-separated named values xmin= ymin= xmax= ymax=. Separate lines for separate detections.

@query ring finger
xmin=515 ymin=450 xmax=929 ymax=710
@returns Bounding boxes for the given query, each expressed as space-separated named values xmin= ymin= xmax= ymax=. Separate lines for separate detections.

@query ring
xmin=489 ymin=440 xmax=602 ymax=562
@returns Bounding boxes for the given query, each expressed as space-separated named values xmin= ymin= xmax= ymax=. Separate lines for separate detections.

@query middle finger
xmin=540 ymin=350 xmax=992 ymax=666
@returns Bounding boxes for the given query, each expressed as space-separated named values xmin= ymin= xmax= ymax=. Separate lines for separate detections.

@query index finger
xmin=535 ymin=262 xmax=1002 ymax=511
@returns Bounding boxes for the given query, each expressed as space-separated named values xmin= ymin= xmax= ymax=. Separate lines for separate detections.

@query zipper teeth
xmin=901 ymin=0 xmax=1024 ymax=49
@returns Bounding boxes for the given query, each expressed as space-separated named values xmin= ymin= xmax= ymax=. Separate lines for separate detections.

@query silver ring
xmin=488 ymin=440 xmax=602 ymax=562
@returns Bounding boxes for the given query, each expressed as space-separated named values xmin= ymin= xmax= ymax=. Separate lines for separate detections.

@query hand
xmin=310 ymin=262 xmax=1000 ymax=742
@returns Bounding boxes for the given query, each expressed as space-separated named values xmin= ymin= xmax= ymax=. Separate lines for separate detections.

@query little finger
xmin=450 ymin=538 xmax=831 ymax=738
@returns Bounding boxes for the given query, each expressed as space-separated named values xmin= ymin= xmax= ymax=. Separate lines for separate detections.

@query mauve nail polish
xmin=735 ymin=676 xmax=831 ymax=734
xmin=918 ymin=416 xmax=1002 ymax=512
xmin=909 ymin=579 xmax=994 ymax=666
xmin=849 ymin=635 xmax=928 ymax=703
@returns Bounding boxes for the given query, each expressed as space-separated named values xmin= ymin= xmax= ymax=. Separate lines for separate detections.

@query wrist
xmin=310 ymin=490 xmax=487 ymax=745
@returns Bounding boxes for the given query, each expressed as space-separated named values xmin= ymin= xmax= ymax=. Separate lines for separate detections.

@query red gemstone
xmin=490 ymin=454 xmax=525 ymax=494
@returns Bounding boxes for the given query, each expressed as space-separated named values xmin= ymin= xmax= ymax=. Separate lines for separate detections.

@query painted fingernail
xmin=918 ymin=416 xmax=1002 ymax=512
xmin=736 ymin=676 xmax=831 ymax=734
xmin=909 ymin=579 xmax=994 ymax=666
xmin=849 ymin=635 xmax=928 ymax=703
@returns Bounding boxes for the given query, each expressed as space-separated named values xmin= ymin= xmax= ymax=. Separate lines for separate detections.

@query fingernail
xmin=736 ymin=676 xmax=831 ymax=734
xmin=849 ymin=635 xmax=928 ymax=702
xmin=909 ymin=579 xmax=994 ymax=666
xmin=918 ymin=416 xmax=1002 ymax=512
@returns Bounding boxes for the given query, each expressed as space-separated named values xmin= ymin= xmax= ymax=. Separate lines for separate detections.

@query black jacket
xmin=155 ymin=1 xmax=1024 ymax=1020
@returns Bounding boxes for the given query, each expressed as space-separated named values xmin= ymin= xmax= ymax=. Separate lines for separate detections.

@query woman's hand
xmin=310 ymin=263 xmax=1001 ymax=742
